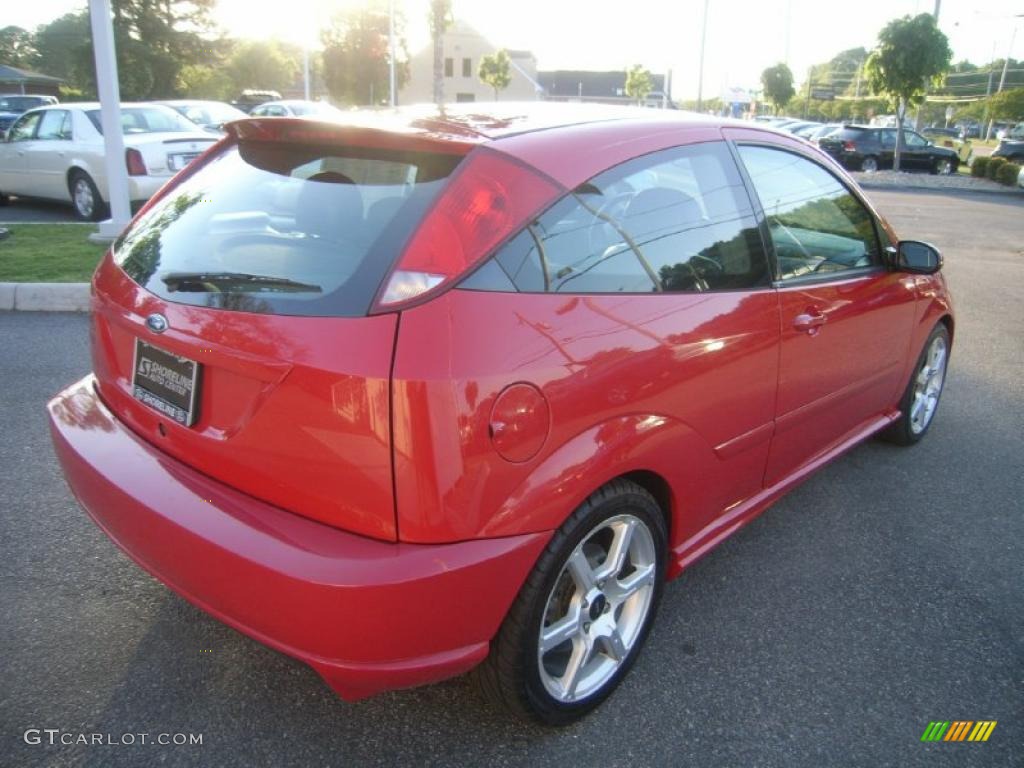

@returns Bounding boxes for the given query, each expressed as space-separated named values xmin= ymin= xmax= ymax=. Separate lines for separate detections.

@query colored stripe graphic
xmin=921 ymin=720 xmax=997 ymax=742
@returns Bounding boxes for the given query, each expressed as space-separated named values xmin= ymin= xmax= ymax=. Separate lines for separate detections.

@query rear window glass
xmin=829 ymin=128 xmax=869 ymax=140
xmin=113 ymin=141 xmax=462 ymax=316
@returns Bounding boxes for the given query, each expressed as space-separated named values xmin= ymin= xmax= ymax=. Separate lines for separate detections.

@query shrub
xmin=971 ymin=156 xmax=989 ymax=177
xmin=986 ymin=156 xmax=1007 ymax=180
xmin=995 ymin=161 xmax=1022 ymax=186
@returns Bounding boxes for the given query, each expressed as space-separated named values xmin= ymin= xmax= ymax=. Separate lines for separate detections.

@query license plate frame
xmin=131 ymin=338 xmax=201 ymax=426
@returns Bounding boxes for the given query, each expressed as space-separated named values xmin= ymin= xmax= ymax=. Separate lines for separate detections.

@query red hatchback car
xmin=48 ymin=104 xmax=953 ymax=724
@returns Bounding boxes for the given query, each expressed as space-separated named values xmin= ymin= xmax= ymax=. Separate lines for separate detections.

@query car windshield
xmin=179 ymin=103 xmax=246 ymax=126
xmin=0 ymin=96 xmax=51 ymax=112
xmin=112 ymin=140 xmax=463 ymax=316
xmin=87 ymin=106 xmax=198 ymax=134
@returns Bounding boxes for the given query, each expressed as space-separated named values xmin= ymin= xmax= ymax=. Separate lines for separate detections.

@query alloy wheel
xmin=910 ymin=334 xmax=947 ymax=435
xmin=73 ymin=178 xmax=95 ymax=219
xmin=537 ymin=514 xmax=657 ymax=703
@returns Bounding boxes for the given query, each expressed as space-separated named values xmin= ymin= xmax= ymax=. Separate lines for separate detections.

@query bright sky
xmin=8 ymin=0 xmax=1020 ymax=99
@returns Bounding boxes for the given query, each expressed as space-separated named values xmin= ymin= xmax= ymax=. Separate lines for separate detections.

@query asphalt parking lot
xmin=1 ymin=188 xmax=1021 ymax=767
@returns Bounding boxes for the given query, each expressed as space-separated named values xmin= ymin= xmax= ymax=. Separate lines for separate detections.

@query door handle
xmin=793 ymin=309 xmax=827 ymax=334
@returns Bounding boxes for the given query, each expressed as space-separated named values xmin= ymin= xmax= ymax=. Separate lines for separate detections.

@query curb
xmin=0 ymin=282 xmax=90 ymax=312
xmin=855 ymin=180 xmax=1024 ymax=197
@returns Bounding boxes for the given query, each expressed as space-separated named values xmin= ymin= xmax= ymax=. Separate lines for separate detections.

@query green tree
xmin=0 ymin=26 xmax=38 ymax=68
xmin=428 ymin=0 xmax=452 ymax=104
xmin=624 ymin=64 xmax=653 ymax=105
xmin=176 ymin=63 xmax=233 ymax=100
xmin=478 ymin=49 xmax=511 ymax=100
xmin=864 ymin=13 xmax=952 ymax=171
xmin=226 ymin=41 xmax=300 ymax=95
xmin=761 ymin=63 xmax=795 ymax=114
xmin=322 ymin=3 xmax=408 ymax=106
xmin=987 ymin=88 xmax=1024 ymax=122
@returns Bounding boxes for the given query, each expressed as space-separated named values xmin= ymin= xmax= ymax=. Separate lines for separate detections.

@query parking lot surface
xmin=1 ymin=188 xmax=1021 ymax=767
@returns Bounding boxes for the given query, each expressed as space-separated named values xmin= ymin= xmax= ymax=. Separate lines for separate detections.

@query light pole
xmin=696 ymin=0 xmax=709 ymax=112
xmin=87 ymin=0 xmax=131 ymax=240
xmin=389 ymin=0 xmax=397 ymax=107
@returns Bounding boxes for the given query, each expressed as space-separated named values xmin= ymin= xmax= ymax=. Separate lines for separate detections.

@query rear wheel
xmin=69 ymin=171 xmax=106 ymax=221
xmin=473 ymin=479 xmax=667 ymax=725
xmin=860 ymin=155 xmax=879 ymax=173
xmin=881 ymin=323 xmax=950 ymax=446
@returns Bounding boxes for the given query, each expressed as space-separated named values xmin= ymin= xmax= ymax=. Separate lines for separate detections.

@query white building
xmin=399 ymin=21 xmax=540 ymax=105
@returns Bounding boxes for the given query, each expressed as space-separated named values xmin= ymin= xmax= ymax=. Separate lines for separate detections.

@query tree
xmin=624 ymin=65 xmax=653 ymax=105
xmin=226 ymin=41 xmax=300 ymax=95
xmin=865 ymin=13 xmax=952 ymax=171
xmin=478 ymin=50 xmax=511 ymax=100
xmin=987 ymin=88 xmax=1024 ymax=122
xmin=322 ymin=4 xmax=408 ymax=106
xmin=33 ymin=14 xmax=92 ymax=90
xmin=761 ymin=63 xmax=795 ymax=114
xmin=176 ymin=64 xmax=233 ymax=100
xmin=428 ymin=0 xmax=452 ymax=105
xmin=0 ymin=26 xmax=37 ymax=69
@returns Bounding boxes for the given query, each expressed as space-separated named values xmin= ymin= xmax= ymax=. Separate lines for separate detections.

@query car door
xmin=878 ymin=129 xmax=897 ymax=168
xmin=25 ymin=109 xmax=73 ymax=201
xmin=450 ymin=140 xmax=782 ymax=541
xmin=0 ymin=111 xmax=43 ymax=195
xmin=734 ymin=143 xmax=918 ymax=487
xmin=903 ymin=131 xmax=932 ymax=171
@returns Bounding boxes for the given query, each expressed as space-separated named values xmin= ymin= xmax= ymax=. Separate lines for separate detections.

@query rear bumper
xmin=48 ymin=375 xmax=549 ymax=700
xmin=127 ymin=175 xmax=171 ymax=202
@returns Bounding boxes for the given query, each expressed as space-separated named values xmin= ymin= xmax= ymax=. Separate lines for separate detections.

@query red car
xmin=48 ymin=105 xmax=953 ymax=725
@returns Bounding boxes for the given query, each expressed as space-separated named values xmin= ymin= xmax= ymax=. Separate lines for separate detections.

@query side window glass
xmin=36 ymin=110 xmax=69 ymax=141
xmin=880 ymin=130 xmax=896 ymax=148
xmin=737 ymin=145 xmax=880 ymax=280
xmin=483 ymin=141 xmax=769 ymax=294
xmin=8 ymin=112 xmax=41 ymax=141
xmin=906 ymin=132 xmax=927 ymax=148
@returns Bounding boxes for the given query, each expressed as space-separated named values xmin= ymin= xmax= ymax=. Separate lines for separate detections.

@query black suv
xmin=0 ymin=94 xmax=58 ymax=134
xmin=818 ymin=125 xmax=959 ymax=174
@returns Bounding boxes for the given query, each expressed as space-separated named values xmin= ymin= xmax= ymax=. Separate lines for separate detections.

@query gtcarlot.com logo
xmin=24 ymin=729 xmax=203 ymax=746
xmin=920 ymin=721 xmax=997 ymax=743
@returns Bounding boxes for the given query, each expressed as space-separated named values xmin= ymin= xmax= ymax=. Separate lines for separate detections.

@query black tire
xmin=68 ymin=171 xmax=107 ymax=221
xmin=881 ymin=323 xmax=950 ymax=446
xmin=860 ymin=155 xmax=879 ymax=173
xmin=473 ymin=479 xmax=667 ymax=725
xmin=932 ymin=157 xmax=954 ymax=175
xmin=0 ymin=191 xmax=9 ymax=206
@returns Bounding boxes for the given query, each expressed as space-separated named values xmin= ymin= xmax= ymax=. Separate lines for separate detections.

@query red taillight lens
xmin=843 ymin=141 xmax=857 ymax=152
xmin=125 ymin=148 xmax=147 ymax=176
xmin=372 ymin=149 xmax=561 ymax=311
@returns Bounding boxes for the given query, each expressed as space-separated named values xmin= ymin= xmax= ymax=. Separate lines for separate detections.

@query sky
xmin=6 ymin=0 xmax=1021 ymax=99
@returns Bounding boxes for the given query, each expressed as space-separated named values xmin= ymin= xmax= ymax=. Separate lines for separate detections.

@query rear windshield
xmin=828 ymin=128 xmax=870 ymax=141
xmin=113 ymin=140 xmax=462 ymax=316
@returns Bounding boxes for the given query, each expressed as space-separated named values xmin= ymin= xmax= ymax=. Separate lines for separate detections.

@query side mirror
xmin=894 ymin=240 xmax=943 ymax=274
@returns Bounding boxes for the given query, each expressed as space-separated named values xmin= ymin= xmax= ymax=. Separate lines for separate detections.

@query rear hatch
xmin=90 ymin=119 xmax=471 ymax=540
xmin=818 ymin=127 xmax=867 ymax=157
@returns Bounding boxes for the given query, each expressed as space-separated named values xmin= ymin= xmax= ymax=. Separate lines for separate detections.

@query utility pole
xmin=388 ymin=0 xmax=397 ymax=107
xmin=987 ymin=23 xmax=1019 ymax=139
xmin=696 ymin=0 xmax=709 ymax=112
xmin=303 ymin=47 xmax=310 ymax=101
xmin=803 ymin=68 xmax=812 ymax=119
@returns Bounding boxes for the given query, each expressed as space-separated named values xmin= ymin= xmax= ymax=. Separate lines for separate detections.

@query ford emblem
xmin=146 ymin=313 xmax=169 ymax=333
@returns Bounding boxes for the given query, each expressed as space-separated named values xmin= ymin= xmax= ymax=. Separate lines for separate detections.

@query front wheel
xmin=933 ymin=157 xmax=954 ymax=175
xmin=881 ymin=323 xmax=950 ymax=445
xmin=473 ymin=479 xmax=667 ymax=725
xmin=860 ymin=155 xmax=879 ymax=173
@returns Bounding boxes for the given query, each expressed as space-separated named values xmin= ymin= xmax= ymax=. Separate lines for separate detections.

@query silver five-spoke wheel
xmin=538 ymin=514 xmax=657 ymax=702
xmin=910 ymin=333 xmax=947 ymax=435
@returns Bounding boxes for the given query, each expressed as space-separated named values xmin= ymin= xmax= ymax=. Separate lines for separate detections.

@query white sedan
xmin=0 ymin=103 xmax=219 ymax=220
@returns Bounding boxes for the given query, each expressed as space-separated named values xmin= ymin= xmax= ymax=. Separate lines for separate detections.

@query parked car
xmin=48 ymin=105 xmax=953 ymax=725
xmin=991 ymin=137 xmax=1024 ymax=163
xmin=156 ymin=100 xmax=247 ymax=133
xmin=779 ymin=120 xmax=820 ymax=135
xmin=0 ymin=94 xmax=58 ymax=135
xmin=0 ymin=103 xmax=218 ymax=220
xmin=248 ymin=99 xmax=345 ymax=118
xmin=805 ymin=123 xmax=843 ymax=142
xmin=921 ymin=127 xmax=972 ymax=166
xmin=818 ymin=125 xmax=959 ymax=173
xmin=232 ymin=89 xmax=282 ymax=114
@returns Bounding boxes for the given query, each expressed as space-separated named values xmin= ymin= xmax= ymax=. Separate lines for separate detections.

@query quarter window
xmin=737 ymin=145 xmax=880 ymax=280
xmin=473 ymin=142 xmax=769 ymax=294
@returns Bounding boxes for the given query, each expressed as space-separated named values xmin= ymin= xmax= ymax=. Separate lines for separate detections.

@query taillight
xmin=125 ymin=148 xmax=147 ymax=176
xmin=372 ymin=148 xmax=561 ymax=311
xmin=843 ymin=141 xmax=857 ymax=152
